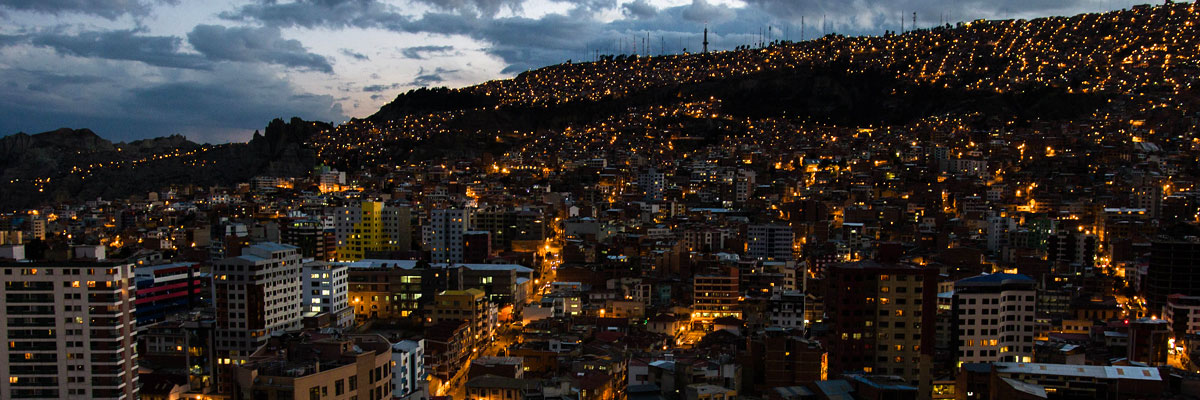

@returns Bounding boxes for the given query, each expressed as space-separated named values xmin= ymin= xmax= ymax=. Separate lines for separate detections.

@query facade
xmin=425 ymin=208 xmax=470 ymax=263
xmin=0 ymin=260 xmax=140 ymax=400
xmin=693 ymin=267 xmax=741 ymax=323
xmin=463 ymin=230 xmax=492 ymax=263
xmin=333 ymin=201 xmax=412 ymax=261
xmin=953 ymin=273 xmax=1037 ymax=364
xmin=426 ymin=288 xmax=492 ymax=344
xmin=212 ymin=243 xmax=303 ymax=369
xmin=1146 ymin=237 xmax=1200 ymax=311
xmin=232 ymin=333 xmax=393 ymax=400
xmin=1163 ymin=294 xmax=1200 ymax=336
xmin=768 ymin=290 xmax=806 ymax=329
xmin=392 ymin=339 xmax=426 ymax=398
xmin=747 ymin=224 xmax=794 ymax=261
xmin=824 ymin=261 xmax=937 ymax=396
xmin=281 ymin=218 xmax=337 ymax=261
xmin=302 ymin=262 xmax=353 ymax=328
xmin=473 ymin=208 xmax=546 ymax=251
xmin=134 ymin=262 xmax=207 ymax=325
xmin=347 ymin=262 xmax=460 ymax=321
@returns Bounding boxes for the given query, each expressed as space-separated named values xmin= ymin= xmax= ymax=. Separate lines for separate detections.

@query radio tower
xmin=703 ymin=25 xmax=709 ymax=53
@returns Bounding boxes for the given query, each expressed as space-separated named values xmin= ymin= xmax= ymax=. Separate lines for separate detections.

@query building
xmin=744 ymin=329 xmax=827 ymax=392
xmin=232 ymin=333 xmax=393 ymax=400
xmin=463 ymin=230 xmax=492 ymax=263
xmin=281 ymin=218 xmax=337 ymax=261
xmin=333 ymin=201 xmax=412 ymax=261
xmin=212 ymin=243 xmax=303 ymax=370
xmin=0 ymin=259 xmax=139 ymax=400
xmin=768 ymin=290 xmax=806 ymax=329
xmin=956 ymin=362 xmax=1163 ymax=400
xmin=953 ymin=273 xmax=1037 ymax=364
xmin=1163 ymin=294 xmax=1200 ymax=336
xmin=134 ymin=262 xmax=207 ymax=326
xmin=638 ymin=168 xmax=666 ymax=201
xmin=425 ymin=208 xmax=470 ymax=263
xmin=473 ymin=208 xmax=547 ymax=251
xmin=693 ymin=267 xmax=741 ymax=324
xmin=1146 ymin=237 xmax=1200 ymax=311
xmin=426 ymin=288 xmax=493 ymax=346
xmin=392 ymin=339 xmax=426 ymax=399
xmin=824 ymin=261 xmax=936 ymax=397
xmin=347 ymin=260 xmax=461 ymax=321
xmin=748 ymin=224 xmax=794 ymax=261
xmin=302 ymin=262 xmax=353 ymax=329
xmin=137 ymin=317 xmax=221 ymax=396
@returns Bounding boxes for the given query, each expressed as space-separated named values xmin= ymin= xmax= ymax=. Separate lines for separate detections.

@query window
xmin=349 ymin=376 xmax=357 ymax=390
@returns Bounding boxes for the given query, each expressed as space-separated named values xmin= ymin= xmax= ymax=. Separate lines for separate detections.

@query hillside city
xmin=4 ymin=2 xmax=1200 ymax=400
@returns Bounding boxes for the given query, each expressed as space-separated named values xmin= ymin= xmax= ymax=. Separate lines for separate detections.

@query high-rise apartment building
xmin=212 ymin=243 xmax=302 ymax=371
xmin=953 ymin=273 xmax=1037 ymax=364
xmin=424 ymin=208 xmax=470 ymax=264
xmin=825 ymin=261 xmax=936 ymax=397
xmin=0 ymin=259 xmax=139 ymax=400
xmin=747 ymin=224 xmax=794 ymax=261
xmin=332 ymin=201 xmax=411 ymax=261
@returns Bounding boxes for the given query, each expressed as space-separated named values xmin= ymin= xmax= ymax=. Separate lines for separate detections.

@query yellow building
xmin=335 ymin=201 xmax=410 ymax=261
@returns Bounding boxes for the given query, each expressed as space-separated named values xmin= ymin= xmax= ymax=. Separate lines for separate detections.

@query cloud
xmin=621 ymin=0 xmax=656 ymax=19
xmin=30 ymin=29 xmax=211 ymax=70
xmin=0 ymin=50 xmax=345 ymax=143
xmin=0 ymin=0 xmax=177 ymax=20
xmin=409 ymin=0 xmax=524 ymax=17
xmin=409 ymin=67 xmax=458 ymax=86
xmin=681 ymin=0 xmax=735 ymax=23
xmin=219 ymin=0 xmax=408 ymax=30
xmin=340 ymin=48 xmax=369 ymax=61
xmin=362 ymin=83 xmax=400 ymax=92
xmin=187 ymin=25 xmax=333 ymax=73
xmin=401 ymin=45 xmax=455 ymax=59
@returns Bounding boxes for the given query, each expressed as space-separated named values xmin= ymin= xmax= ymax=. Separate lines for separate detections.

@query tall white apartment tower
xmin=0 ymin=259 xmax=139 ymax=400
xmin=953 ymin=273 xmax=1037 ymax=364
xmin=424 ymin=208 xmax=470 ymax=264
xmin=212 ymin=243 xmax=303 ymax=365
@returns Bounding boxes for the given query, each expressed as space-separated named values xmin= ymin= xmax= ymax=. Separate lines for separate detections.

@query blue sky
xmin=0 ymin=0 xmax=1144 ymax=143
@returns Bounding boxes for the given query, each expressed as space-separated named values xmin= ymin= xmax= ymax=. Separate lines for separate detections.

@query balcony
xmin=6 ymin=294 xmax=56 ymax=303
xmin=6 ymin=306 xmax=55 ymax=315
xmin=7 ymin=330 xmax=56 ymax=339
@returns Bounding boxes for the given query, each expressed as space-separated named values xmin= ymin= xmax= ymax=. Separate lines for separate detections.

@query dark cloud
xmin=681 ymin=0 xmax=735 ymax=23
xmin=400 ymin=45 xmax=455 ymax=59
xmin=0 ymin=0 xmax=176 ymax=20
xmin=409 ymin=0 xmax=524 ymax=17
xmin=340 ymin=48 xmax=369 ymax=61
xmin=30 ymin=29 xmax=211 ymax=70
xmin=362 ymin=83 xmax=400 ymax=92
xmin=621 ymin=0 xmax=657 ymax=19
xmin=187 ymin=25 xmax=333 ymax=73
xmin=219 ymin=0 xmax=407 ymax=30
xmin=409 ymin=67 xmax=458 ymax=86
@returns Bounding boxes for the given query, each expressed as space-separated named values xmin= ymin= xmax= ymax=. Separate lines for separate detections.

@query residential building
xmin=302 ymin=262 xmax=352 ymax=329
xmin=824 ymin=261 xmax=936 ymax=397
xmin=392 ymin=339 xmax=426 ymax=399
xmin=232 ymin=333 xmax=393 ymax=400
xmin=212 ymin=243 xmax=303 ymax=374
xmin=953 ymin=273 xmax=1037 ymax=364
xmin=333 ymin=201 xmax=412 ymax=261
xmin=748 ymin=224 xmax=794 ymax=261
xmin=0 ymin=259 xmax=139 ymax=400
xmin=425 ymin=208 xmax=470 ymax=263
